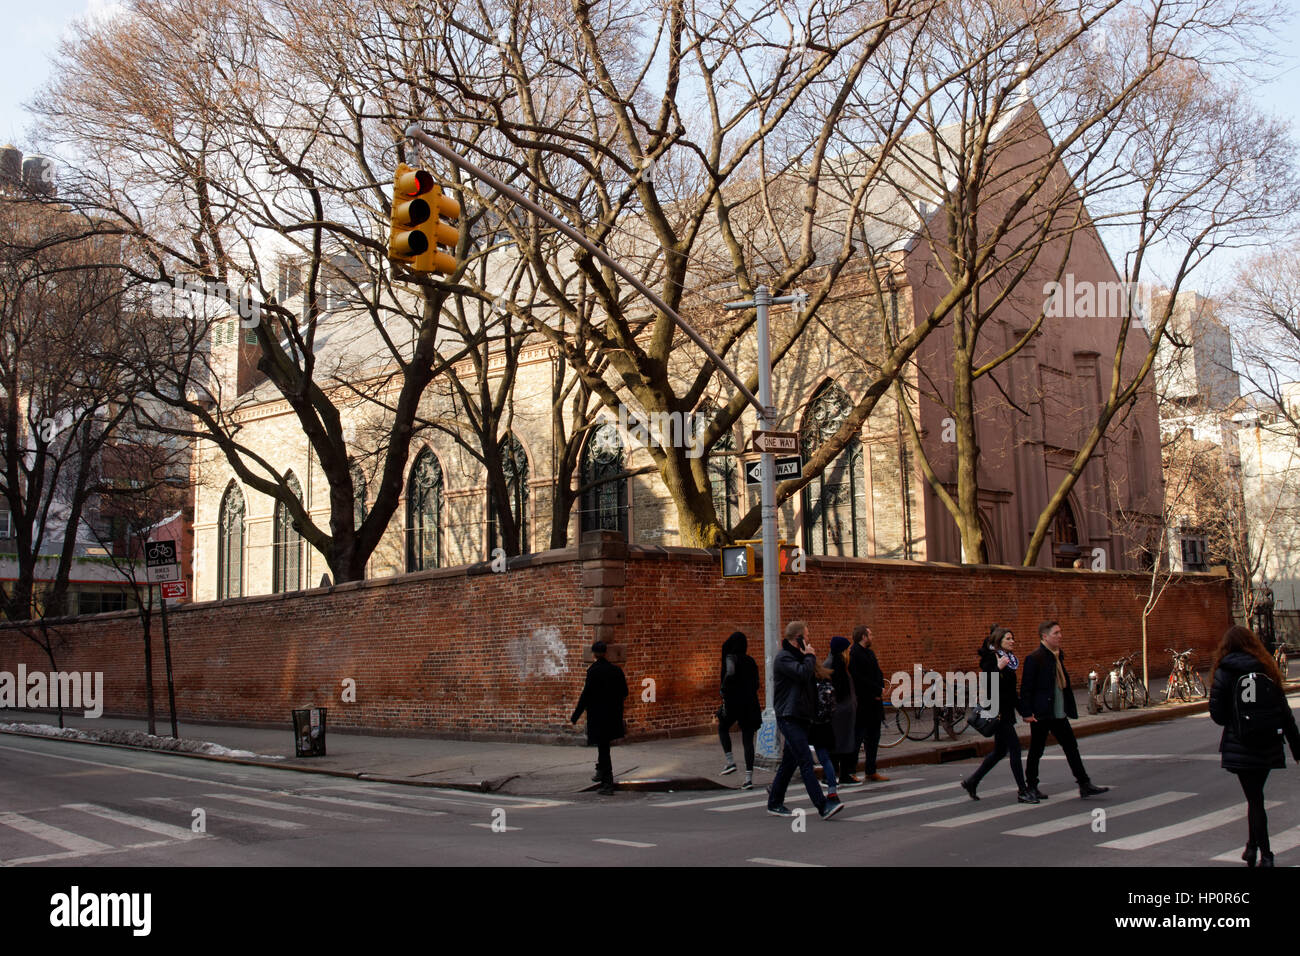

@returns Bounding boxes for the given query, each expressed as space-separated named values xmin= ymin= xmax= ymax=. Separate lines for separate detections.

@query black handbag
xmin=967 ymin=705 xmax=1000 ymax=738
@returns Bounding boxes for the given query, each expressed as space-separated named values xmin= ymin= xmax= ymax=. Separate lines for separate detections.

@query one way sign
xmin=745 ymin=455 xmax=804 ymax=486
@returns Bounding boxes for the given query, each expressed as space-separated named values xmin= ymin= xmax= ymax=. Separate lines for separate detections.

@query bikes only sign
xmin=146 ymin=540 xmax=179 ymax=583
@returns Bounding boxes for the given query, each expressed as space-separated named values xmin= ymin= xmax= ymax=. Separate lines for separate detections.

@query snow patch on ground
xmin=0 ymin=721 xmax=283 ymax=759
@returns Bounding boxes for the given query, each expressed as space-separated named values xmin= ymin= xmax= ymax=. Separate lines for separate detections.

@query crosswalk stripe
xmin=1004 ymin=792 xmax=1196 ymax=838
xmin=140 ymin=797 xmax=306 ymax=830
xmin=657 ymin=778 xmax=923 ymax=808
xmin=470 ymin=823 xmax=523 ymax=831
xmin=1098 ymin=801 xmax=1284 ymax=851
xmin=1210 ymin=823 xmax=1300 ymax=862
xmin=594 ymin=838 xmax=656 ymax=848
xmin=202 ymin=793 xmax=380 ymax=823
xmin=748 ymin=858 xmax=824 ymax=867
xmin=0 ymin=810 xmax=113 ymax=855
xmin=848 ymin=786 xmax=1017 ymax=823
xmin=712 ymin=779 xmax=957 ymax=813
xmin=269 ymin=792 xmax=444 ymax=817
xmin=925 ymin=798 xmax=1045 ymax=828
xmin=299 ymin=783 xmax=566 ymax=811
xmin=64 ymin=803 xmax=203 ymax=842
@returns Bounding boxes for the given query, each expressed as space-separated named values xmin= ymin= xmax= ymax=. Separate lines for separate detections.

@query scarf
xmin=1044 ymin=644 xmax=1067 ymax=689
xmin=997 ymin=649 xmax=1019 ymax=671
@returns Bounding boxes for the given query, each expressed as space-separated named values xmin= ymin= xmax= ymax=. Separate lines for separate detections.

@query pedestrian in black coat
xmin=1208 ymin=625 xmax=1300 ymax=866
xmin=1018 ymin=620 xmax=1108 ymax=800
xmin=717 ymin=631 xmax=762 ymax=789
xmin=826 ymin=636 xmax=859 ymax=782
xmin=960 ymin=627 xmax=1036 ymax=803
xmin=571 ymin=641 xmax=629 ymax=795
xmin=849 ymin=625 xmax=890 ymax=782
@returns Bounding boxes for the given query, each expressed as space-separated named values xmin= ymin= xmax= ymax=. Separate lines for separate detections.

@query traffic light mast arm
xmin=403 ymin=122 xmax=763 ymax=416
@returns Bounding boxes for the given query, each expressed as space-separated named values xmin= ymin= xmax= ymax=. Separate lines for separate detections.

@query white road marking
xmin=748 ymin=857 xmax=824 ymax=867
xmin=1040 ymin=754 xmax=1219 ymax=761
xmin=296 ymin=783 xmax=568 ymax=810
xmin=1098 ymin=801 xmax=1284 ymax=851
xmin=712 ymin=779 xmax=956 ymax=813
xmin=1210 ymin=823 xmax=1300 ymax=862
xmin=657 ymin=778 xmax=923 ymax=808
xmin=0 ymin=810 xmax=112 ymax=855
xmin=141 ymin=797 xmax=306 ymax=830
xmin=847 ymin=786 xmax=1017 ymax=823
xmin=1004 ymin=792 xmax=1196 ymax=838
xmin=925 ymin=798 xmax=1045 ymax=827
xmin=470 ymin=823 xmax=523 ymax=831
xmin=269 ymin=791 xmax=444 ymax=817
xmin=202 ymin=792 xmax=380 ymax=823
xmin=64 ymin=803 xmax=202 ymax=841
xmin=594 ymin=838 xmax=655 ymax=848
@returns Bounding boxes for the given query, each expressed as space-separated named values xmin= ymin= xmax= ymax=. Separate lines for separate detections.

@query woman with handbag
xmin=717 ymin=631 xmax=762 ymax=789
xmin=961 ymin=627 xmax=1038 ymax=804
xmin=1208 ymin=624 xmax=1300 ymax=866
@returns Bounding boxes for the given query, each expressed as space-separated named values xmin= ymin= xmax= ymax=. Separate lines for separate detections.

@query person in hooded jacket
xmin=1208 ymin=624 xmax=1300 ymax=867
xmin=960 ymin=627 xmax=1036 ymax=803
xmin=717 ymin=630 xmax=762 ymax=789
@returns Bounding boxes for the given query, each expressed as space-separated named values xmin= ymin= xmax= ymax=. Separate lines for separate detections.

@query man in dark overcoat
xmin=571 ymin=640 xmax=629 ymax=795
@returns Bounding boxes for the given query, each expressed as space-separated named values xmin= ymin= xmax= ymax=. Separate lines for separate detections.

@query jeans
xmin=1237 ymin=769 xmax=1271 ymax=852
xmin=1025 ymin=718 xmax=1090 ymax=789
xmin=718 ymin=715 xmax=756 ymax=771
xmin=968 ymin=718 xmax=1026 ymax=791
xmin=769 ymin=717 xmax=827 ymax=812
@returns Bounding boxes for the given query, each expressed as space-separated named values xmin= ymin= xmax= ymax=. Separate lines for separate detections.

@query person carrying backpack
xmin=717 ymin=631 xmax=762 ymax=789
xmin=810 ymin=654 xmax=841 ymax=807
xmin=1208 ymin=625 xmax=1300 ymax=867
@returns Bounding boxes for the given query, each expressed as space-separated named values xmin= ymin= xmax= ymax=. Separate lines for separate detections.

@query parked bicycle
xmin=879 ymin=701 xmax=910 ymax=748
xmin=1161 ymin=647 xmax=1206 ymax=702
xmin=1100 ymin=652 xmax=1148 ymax=711
xmin=901 ymin=667 xmax=968 ymax=740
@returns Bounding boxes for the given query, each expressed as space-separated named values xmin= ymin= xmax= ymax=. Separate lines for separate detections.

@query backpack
xmin=1232 ymin=671 xmax=1289 ymax=747
xmin=814 ymin=678 xmax=835 ymax=723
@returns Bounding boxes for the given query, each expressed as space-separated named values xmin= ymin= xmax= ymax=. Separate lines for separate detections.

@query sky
xmin=1 ymin=0 xmax=1298 ymax=293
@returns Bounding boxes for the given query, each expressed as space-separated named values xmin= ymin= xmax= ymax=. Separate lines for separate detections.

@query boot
xmin=961 ymin=778 xmax=979 ymax=801
xmin=1259 ymin=850 xmax=1274 ymax=868
xmin=1242 ymin=844 xmax=1257 ymax=867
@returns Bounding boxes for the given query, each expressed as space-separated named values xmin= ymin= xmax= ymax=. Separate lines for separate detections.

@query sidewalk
xmin=0 ymin=686 xmax=1226 ymax=796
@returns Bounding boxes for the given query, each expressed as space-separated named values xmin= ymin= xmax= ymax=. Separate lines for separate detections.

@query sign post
xmin=146 ymin=539 xmax=181 ymax=739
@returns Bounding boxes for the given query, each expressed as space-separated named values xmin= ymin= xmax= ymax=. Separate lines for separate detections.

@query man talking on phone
xmin=766 ymin=620 xmax=843 ymax=819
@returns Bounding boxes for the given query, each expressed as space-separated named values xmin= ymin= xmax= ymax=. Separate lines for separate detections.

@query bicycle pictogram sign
xmin=146 ymin=540 xmax=177 ymax=566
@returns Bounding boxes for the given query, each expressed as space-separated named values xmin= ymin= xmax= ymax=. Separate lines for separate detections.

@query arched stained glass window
xmin=272 ymin=473 xmax=303 ymax=593
xmin=217 ymin=483 xmax=245 ymax=599
xmin=800 ymin=382 xmax=867 ymax=557
xmin=407 ymin=448 xmax=444 ymax=571
xmin=489 ymin=433 xmax=530 ymax=556
xmin=580 ymin=423 xmax=627 ymax=535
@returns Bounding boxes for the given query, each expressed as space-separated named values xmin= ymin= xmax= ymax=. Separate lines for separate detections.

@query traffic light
xmin=412 ymin=184 xmax=461 ymax=275
xmin=388 ymin=163 xmax=434 ymax=263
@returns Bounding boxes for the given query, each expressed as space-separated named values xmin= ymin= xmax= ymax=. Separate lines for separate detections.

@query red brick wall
xmin=0 ymin=536 xmax=1233 ymax=741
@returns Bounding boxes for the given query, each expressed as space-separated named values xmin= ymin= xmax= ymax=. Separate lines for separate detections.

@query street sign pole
xmin=725 ymin=285 xmax=805 ymax=759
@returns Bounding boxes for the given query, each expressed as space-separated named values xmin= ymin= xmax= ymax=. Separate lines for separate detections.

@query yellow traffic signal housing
xmin=412 ymin=184 xmax=461 ymax=275
xmin=388 ymin=163 xmax=435 ymax=262
xmin=721 ymin=544 xmax=756 ymax=580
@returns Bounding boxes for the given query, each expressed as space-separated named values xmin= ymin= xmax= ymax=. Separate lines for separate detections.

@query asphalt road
xmin=1 ymin=706 xmax=1298 ymax=867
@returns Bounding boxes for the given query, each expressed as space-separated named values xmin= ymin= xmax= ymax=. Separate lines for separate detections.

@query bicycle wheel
xmin=879 ymin=705 xmax=907 ymax=747
xmin=1125 ymin=675 xmax=1149 ymax=709
xmin=904 ymin=705 xmax=934 ymax=740
xmin=946 ymin=706 xmax=968 ymax=737
xmin=1101 ymin=674 xmax=1123 ymax=711
xmin=1189 ymin=670 xmax=1206 ymax=699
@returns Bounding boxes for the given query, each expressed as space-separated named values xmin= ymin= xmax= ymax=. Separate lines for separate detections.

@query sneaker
xmin=721 ymin=762 xmax=738 ymax=775
xmin=1017 ymin=789 xmax=1040 ymax=804
xmin=960 ymin=778 xmax=979 ymax=801
xmin=819 ymin=800 xmax=844 ymax=820
xmin=867 ymin=773 xmax=890 ymax=782
xmin=1079 ymin=782 xmax=1109 ymax=798
xmin=740 ymin=779 xmax=754 ymax=790
xmin=767 ymin=805 xmax=794 ymax=816
xmin=1029 ymin=787 xmax=1048 ymax=800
